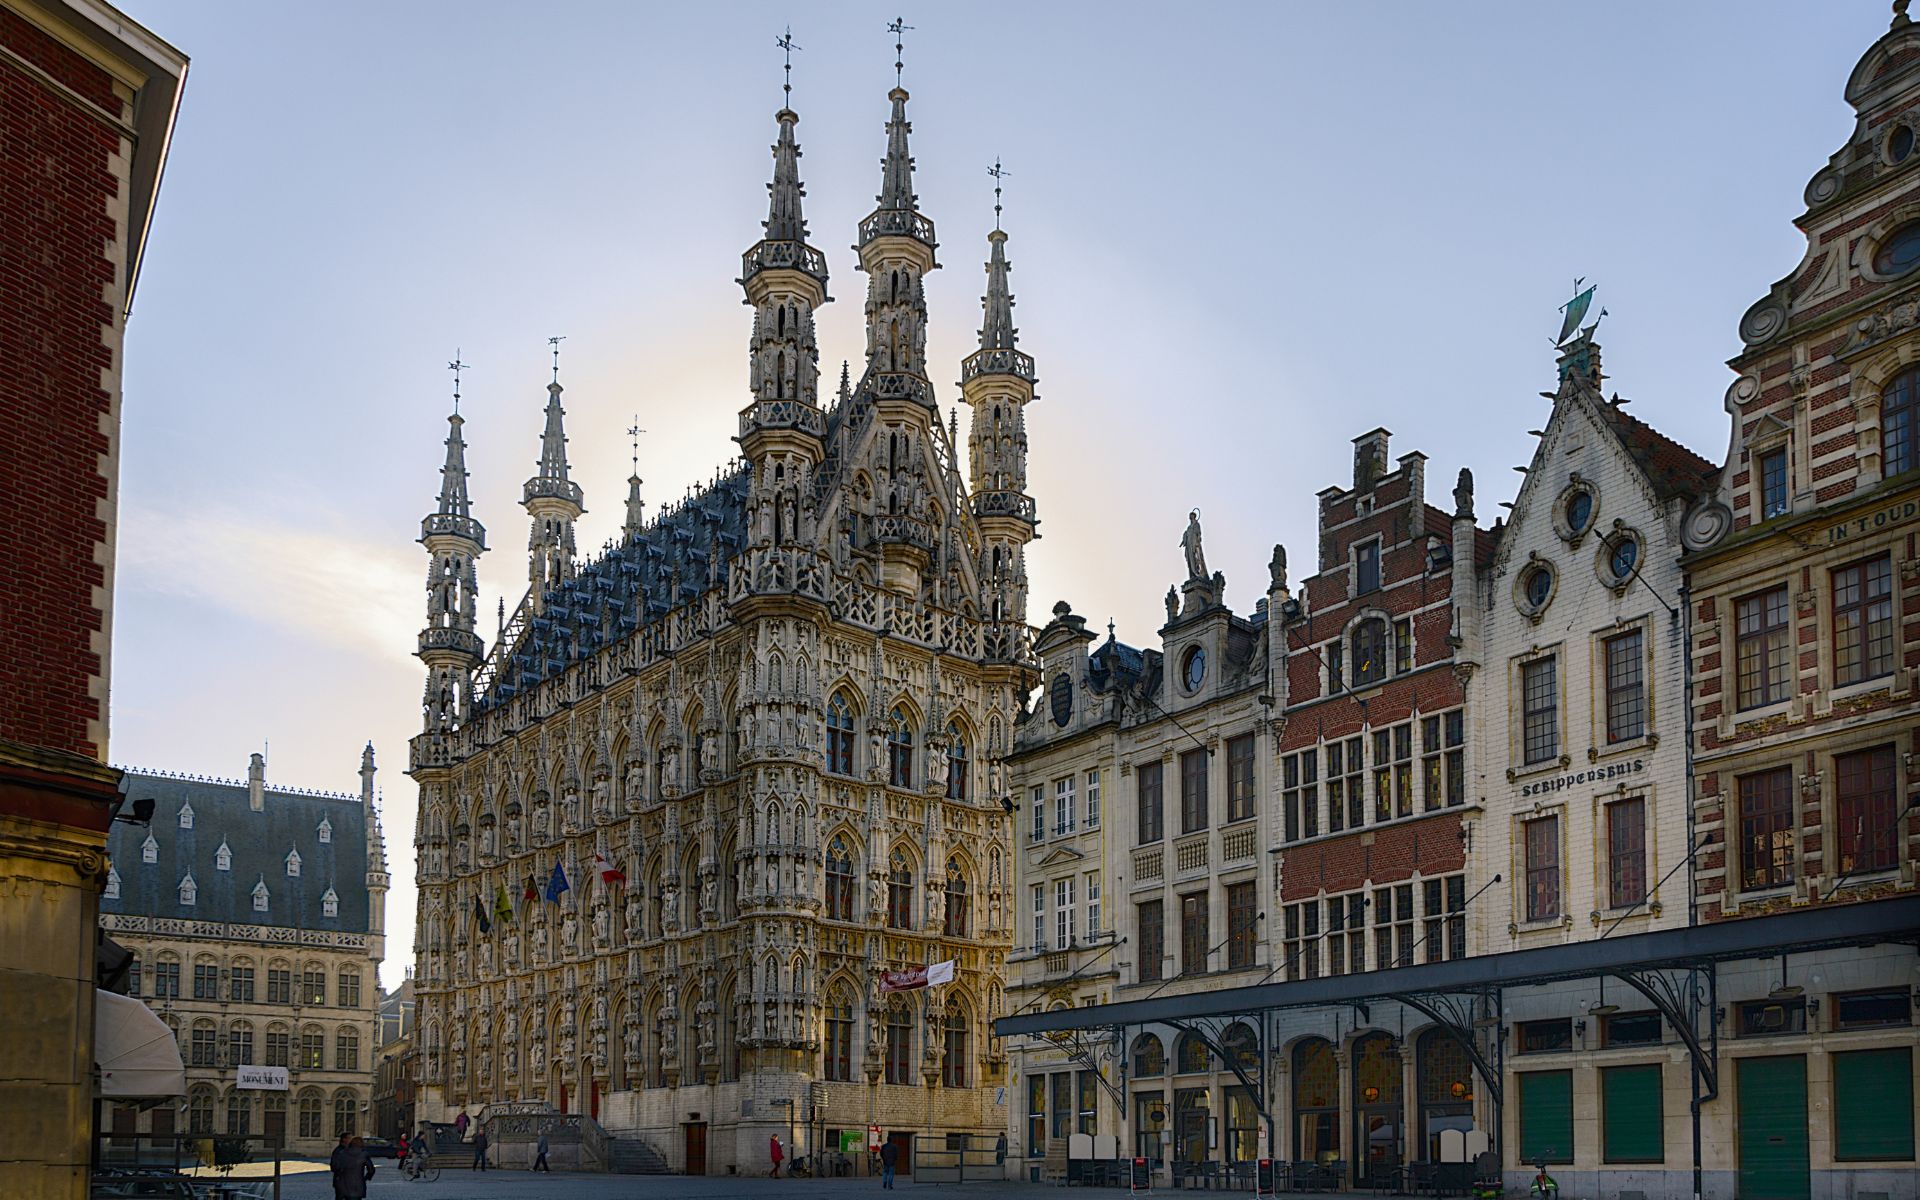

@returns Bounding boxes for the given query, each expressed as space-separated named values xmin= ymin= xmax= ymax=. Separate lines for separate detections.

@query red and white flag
xmin=879 ymin=960 xmax=956 ymax=993
xmin=593 ymin=852 xmax=627 ymax=885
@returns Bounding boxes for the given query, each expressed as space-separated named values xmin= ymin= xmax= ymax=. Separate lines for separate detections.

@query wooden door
xmin=264 ymin=1107 xmax=285 ymax=1148
xmin=684 ymin=1122 xmax=707 ymax=1176
xmin=889 ymin=1131 xmax=914 ymax=1176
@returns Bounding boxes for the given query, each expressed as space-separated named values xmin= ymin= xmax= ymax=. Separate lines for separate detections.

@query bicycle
xmin=401 ymin=1153 xmax=440 ymax=1183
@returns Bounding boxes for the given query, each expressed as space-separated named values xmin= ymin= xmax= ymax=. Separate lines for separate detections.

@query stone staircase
xmin=608 ymin=1136 xmax=671 ymax=1175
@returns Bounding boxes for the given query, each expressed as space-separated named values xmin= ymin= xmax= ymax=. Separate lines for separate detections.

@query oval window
xmin=1609 ymin=537 xmax=1639 ymax=582
xmin=1564 ymin=491 xmax=1594 ymax=535
xmin=1523 ymin=566 xmax=1553 ymax=609
xmin=1893 ymin=124 xmax=1915 ymax=164
xmin=1182 ymin=645 xmax=1207 ymax=693
xmin=1874 ymin=222 xmax=1920 ymax=276
xmin=1050 ymin=673 xmax=1073 ymax=728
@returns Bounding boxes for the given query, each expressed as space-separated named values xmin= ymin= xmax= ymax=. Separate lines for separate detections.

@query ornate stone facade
xmin=406 ymin=72 xmax=1037 ymax=1174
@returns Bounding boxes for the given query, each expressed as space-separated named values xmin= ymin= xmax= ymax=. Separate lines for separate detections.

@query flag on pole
xmin=879 ymin=960 xmax=956 ymax=993
xmin=927 ymin=959 xmax=956 ymax=987
xmin=493 ymin=883 xmax=514 ymax=926
xmin=471 ymin=894 xmax=492 ymax=936
xmin=593 ymin=852 xmax=627 ymax=885
xmin=545 ymin=860 xmax=570 ymax=903
xmin=523 ymin=874 xmax=539 ymax=904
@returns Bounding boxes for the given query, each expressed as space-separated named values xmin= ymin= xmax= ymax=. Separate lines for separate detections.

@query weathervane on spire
xmin=627 ymin=414 xmax=646 ymax=475
xmin=888 ymin=16 xmax=913 ymax=87
xmin=448 ymin=351 xmax=468 ymax=413
xmin=548 ymin=335 xmax=566 ymax=382
xmin=776 ymin=26 xmax=801 ymax=105
xmin=988 ymin=158 xmax=1011 ymax=231
xmin=1554 ymin=278 xmax=1606 ymax=347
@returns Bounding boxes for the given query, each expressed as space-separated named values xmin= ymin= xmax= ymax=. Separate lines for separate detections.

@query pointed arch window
xmin=826 ymin=836 xmax=856 ymax=921
xmin=945 ymin=723 xmax=969 ymax=801
xmin=826 ymin=693 xmax=855 ymax=776
xmin=942 ymin=1008 xmax=970 ymax=1088
xmin=888 ymin=849 xmax=914 ymax=930
xmin=215 ymin=841 xmax=232 ymax=872
xmin=824 ymin=988 xmax=856 ymax=1082
xmin=888 ymin=708 xmax=914 ymax=789
xmin=944 ymin=859 xmax=970 ymax=939
xmin=885 ymin=1002 xmax=914 ymax=1084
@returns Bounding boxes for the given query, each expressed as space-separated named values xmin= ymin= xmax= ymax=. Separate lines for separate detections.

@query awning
xmin=95 ymin=990 xmax=185 ymax=1099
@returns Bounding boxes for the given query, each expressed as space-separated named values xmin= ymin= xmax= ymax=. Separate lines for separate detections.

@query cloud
xmin=118 ymin=500 xmax=421 ymax=663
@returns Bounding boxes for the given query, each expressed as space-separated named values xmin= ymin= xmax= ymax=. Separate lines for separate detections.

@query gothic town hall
xmin=405 ymin=71 xmax=1039 ymax=1173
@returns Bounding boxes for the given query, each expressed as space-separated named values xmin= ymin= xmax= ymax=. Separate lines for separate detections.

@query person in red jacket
xmin=769 ymin=1135 xmax=784 ymax=1177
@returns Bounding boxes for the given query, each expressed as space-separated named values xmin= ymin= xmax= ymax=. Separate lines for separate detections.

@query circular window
xmin=1892 ymin=124 xmax=1915 ymax=164
xmin=1606 ymin=535 xmax=1639 ymax=584
xmin=1522 ymin=566 xmax=1554 ymax=610
xmin=1873 ymin=222 xmax=1920 ymax=276
xmin=1181 ymin=645 xmax=1207 ymax=693
xmin=1049 ymin=673 xmax=1073 ymax=728
xmin=1564 ymin=491 xmax=1594 ymax=536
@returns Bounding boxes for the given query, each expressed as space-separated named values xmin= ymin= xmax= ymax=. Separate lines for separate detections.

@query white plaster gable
xmin=141 ymin=833 xmax=158 ymax=863
xmin=179 ymin=872 xmax=196 ymax=906
xmin=104 ymin=864 xmax=120 ymax=899
xmin=286 ymin=848 xmax=301 ymax=877
xmin=215 ymin=839 xmax=231 ymax=871
xmin=252 ymin=879 xmax=270 ymax=912
xmin=177 ymin=800 xmax=193 ymax=829
xmin=317 ymin=815 xmax=332 ymax=844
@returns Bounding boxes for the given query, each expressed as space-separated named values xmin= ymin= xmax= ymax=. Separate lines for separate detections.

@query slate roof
xmin=1595 ymin=402 xmax=1718 ymax=501
xmin=103 ymin=770 xmax=370 ymax=933
xmin=479 ymin=466 xmax=751 ymax=708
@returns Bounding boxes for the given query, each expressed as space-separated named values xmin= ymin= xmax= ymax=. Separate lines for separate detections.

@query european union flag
xmin=544 ymin=860 xmax=570 ymax=904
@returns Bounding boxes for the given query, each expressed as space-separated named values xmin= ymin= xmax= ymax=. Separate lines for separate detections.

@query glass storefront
xmin=1294 ymin=1038 xmax=1340 ymax=1165
xmin=1418 ymin=1028 xmax=1475 ymax=1162
xmin=1353 ymin=1032 xmax=1403 ymax=1184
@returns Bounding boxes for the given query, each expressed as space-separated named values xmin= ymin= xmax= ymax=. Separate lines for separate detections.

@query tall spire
xmin=535 ymin=337 xmax=573 ymax=485
xmin=437 ymin=410 xmax=474 ymax=517
xmin=878 ymin=85 xmax=917 ymax=215
xmin=623 ymin=414 xmax=647 ymax=539
xmin=523 ymin=340 xmax=584 ymax=604
xmin=979 ymin=229 xmax=1017 ymax=353
xmin=766 ymin=108 xmax=809 ymax=245
xmin=418 ymin=354 xmax=487 ymax=734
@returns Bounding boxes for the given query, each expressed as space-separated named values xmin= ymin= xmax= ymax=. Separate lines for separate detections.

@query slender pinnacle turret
xmin=535 ymin=379 xmax=573 ymax=487
xmin=624 ymin=470 xmax=647 ymax=540
xmin=523 ymin=348 xmax=585 ymax=606
xmin=766 ymin=108 xmax=809 ymax=245
xmin=962 ymin=217 xmax=1039 ymax=632
xmin=878 ymin=87 xmax=916 ymax=215
xmin=437 ymin=411 xmax=475 ymax=519
xmin=979 ymin=230 xmax=1017 ymax=353
xmin=418 ymin=365 xmax=487 ymax=733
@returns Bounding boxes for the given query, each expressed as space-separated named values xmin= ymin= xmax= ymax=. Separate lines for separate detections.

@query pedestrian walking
xmin=769 ymin=1134 xmax=784 ymax=1177
xmin=330 ymin=1132 xmax=373 ymax=1200
xmin=880 ymin=1138 xmax=899 ymax=1190
xmin=472 ymin=1125 xmax=490 ymax=1171
xmin=454 ymin=1110 xmax=470 ymax=1141
xmin=533 ymin=1130 xmax=550 ymax=1172
xmin=396 ymin=1132 xmax=410 ymax=1171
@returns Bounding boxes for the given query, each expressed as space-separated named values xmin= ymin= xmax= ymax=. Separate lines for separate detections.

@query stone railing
xmin=741 ymin=238 xmax=829 ymax=284
xmin=1133 ymin=848 xmax=1164 ymax=883
xmin=859 ymin=208 xmax=936 ymax=246
xmin=1174 ymin=833 xmax=1209 ymax=877
xmin=1221 ymin=826 xmax=1256 ymax=863
xmin=961 ymin=345 xmax=1037 ymax=384
xmin=738 ymin=398 xmax=826 ymax=440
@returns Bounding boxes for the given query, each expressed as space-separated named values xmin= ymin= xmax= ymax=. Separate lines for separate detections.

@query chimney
xmin=247 ymin=752 xmax=265 ymax=811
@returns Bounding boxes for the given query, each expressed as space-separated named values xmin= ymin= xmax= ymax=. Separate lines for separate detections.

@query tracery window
xmin=945 ymin=723 xmax=969 ymax=801
xmin=888 ymin=707 xmax=914 ymax=788
xmin=826 ymin=693 xmax=855 ymax=775
xmin=826 ymin=836 xmax=856 ymax=921
xmin=888 ymin=849 xmax=914 ymax=930
xmin=944 ymin=860 xmax=969 ymax=938
xmin=885 ymin=1004 xmax=913 ymax=1084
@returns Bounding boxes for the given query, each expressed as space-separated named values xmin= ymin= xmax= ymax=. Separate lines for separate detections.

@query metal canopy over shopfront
xmin=995 ymin=895 xmax=1920 ymax=1187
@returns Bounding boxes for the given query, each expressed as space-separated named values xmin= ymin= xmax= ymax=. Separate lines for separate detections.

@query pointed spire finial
xmin=628 ymin=415 xmax=645 ymax=476
xmin=988 ymin=157 xmax=1011 ymax=232
xmin=548 ymin=335 xmax=566 ymax=384
xmin=888 ymin=15 xmax=913 ymax=88
xmin=777 ymin=26 xmax=801 ymax=104
xmin=448 ymin=351 xmax=468 ymax=414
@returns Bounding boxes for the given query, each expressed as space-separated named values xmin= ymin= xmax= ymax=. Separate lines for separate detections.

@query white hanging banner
xmin=927 ymin=959 xmax=957 ymax=987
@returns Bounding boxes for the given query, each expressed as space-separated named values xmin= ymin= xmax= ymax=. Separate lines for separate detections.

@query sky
xmin=108 ymin=1 xmax=1891 ymax=991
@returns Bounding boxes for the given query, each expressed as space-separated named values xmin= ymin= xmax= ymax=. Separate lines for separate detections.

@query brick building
xmin=1680 ymin=6 xmax=1920 ymax=1197
xmin=0 ymin=1 xmax=184 ymax=1195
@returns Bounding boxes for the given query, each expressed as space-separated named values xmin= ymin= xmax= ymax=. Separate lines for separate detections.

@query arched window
xmin=887 ymin=849 xmax=914 ymax=930
xmin=1176 ymin=1032 xmax=1212 ymax=1074
xmin=824 ymin=988 xmax=856 ymax=1082
xmin=1417 ymin=1028 xmax=1476 ymax=1163
xmin=1352 ymin=1032 xmax=1404 ymax=1179
xmin=187 ymin=1086 xmax=216 ymax=1135
xmin=648 ymin=1004 xmax=668 ymax=1088
xmin=227 ymin=1021 xmax=253 ymax=1069
xmin=1221 ymin=1022 xmax=1260 ymax=1071
xmin=335 ymin=1027 xmax=359 ymax=1071
xmin=1352 ymin=618 xmax=1388 ymax=687
xmin=189 ymin=1020 xmax=217 ymax=1067
xmin=826 ymin=836 xmax=856 ymax=921
xmin=944 ymin=860 xmax=969 ymax=938
xmin=888 ymin=708 xmax=914 ymax=788
xmin=945 ymin=723 xmax=969 ymax=801
xmin=826 ymin=693 xmax=855 ymax=775
xmin=297 ymin=1090 xmax=323 ymax=1140
xmin=1132 ymin=1033 xmax=1166 ymax=1077
xmin=332 ymin=1090 xmax=356 ymax=1139
xmin=942 ymin=1007 xmax=970 ymax=1088
xmin=717 ymin=983 xmax=738 ymax=1083
xmin=225 ymin=1088 xmax=251 ymax=1135
xmin=1294 ymin=1038 xmax=1340 ymax=1163
xmin=885 ymin=1003 xmax=914 ymax=1084
xmin=337 ymin=967 xmax=361 ymax=1009
xmin=1887 ymin=365 xmax=1918 ymax=478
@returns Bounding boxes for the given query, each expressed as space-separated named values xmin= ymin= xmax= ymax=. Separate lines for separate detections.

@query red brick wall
xmin=1279 ymin=813 xmax=1466 ymax=902
xmin=0 ymin=9 xmax=125 ymax=759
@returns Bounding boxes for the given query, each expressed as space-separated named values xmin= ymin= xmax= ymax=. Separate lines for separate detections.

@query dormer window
xmin=215 ymin=841 xmax=232 ymax=872
xmin=317 ymin=816 xmax=332 ymax=844
xmin=1355 ymin=540 xmax=1382 ymax=595
xmin=321 ymin=888 xmax=339 ymax=918
xmin=285 ymin=850 xmax=301 ymax=878
xmin=178 ymin=801 xmax=193 ymax=830
xmin=104 ymin=865 xmax=120 ymax=900
xmin=141 ymin=833 xmax=158 ymax=864
xmin=252 ymin=881 xmax=270 ymax=913
xmin=179 ymin=874 xmax=197 ymax=907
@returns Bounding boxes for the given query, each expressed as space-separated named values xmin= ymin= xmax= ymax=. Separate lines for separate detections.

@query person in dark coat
xmin=472 ymin=1125 xmax=490 ymax=1171
xmin=880 ymin=1138 xmax=900 ymax=1189
xmin=532 ymin=1131 xmax=551 ymax=1172
xmin=329 ymin=1133 xmax=373 ymax=1200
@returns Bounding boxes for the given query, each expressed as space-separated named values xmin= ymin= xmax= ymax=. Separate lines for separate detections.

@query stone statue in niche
xmin=623 ymin=761 xmax=645 ymax=810
xmin=504 ymin=925 xmax=520 ymax=967
xmin=592 ymin=899 xmax=611 ymax=946
xmin=591 ymin=777 xmax=611 ymax=820
xmin=532 ymin=798 xmax=550 ymax=841
xmin=529 ymin=1039 xmax=546 ymax=1078
xmin=624 ymin=892 xmax=644 ymax=942
xmin=700 ymin=734 xmax=720 ymax=776
xmin=506 ymin=811 xmax=522 ymax=851
xmin=661 ymin=882 xmax=680 ymax=934
xmin=560 ymin=908 xmax=580 ymax=955
xmin=563 ymin=788 xmax=581 ymax=830
xmin=868 ymin=726 xmax=888 ymax=781
xmin=532 ymin=920 xmax=550 ymax=964
xmin=478 ymin=938 xmax=493 ymax=974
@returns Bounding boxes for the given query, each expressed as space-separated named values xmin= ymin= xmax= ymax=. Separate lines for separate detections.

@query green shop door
xmin=1737 ymin=1056 xmax=1809 ymax=1200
